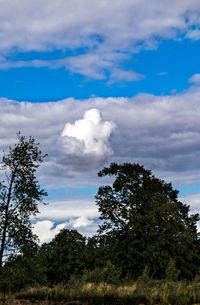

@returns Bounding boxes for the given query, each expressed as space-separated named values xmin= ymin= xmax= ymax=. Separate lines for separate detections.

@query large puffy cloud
xmin=0 ymin=1 xmax=200 ymax=80
xmin=32 ymin=220 xmax=67 ymax=244
xmin=32 ymin=218 xmax=98 ymax=243
xmin=0 ymin=80 xmax=200 ymax=188
xmin=32 ymin=199 xmax=99 ymax=242
xmin=62 ymin=108 xmax=115 ymax=160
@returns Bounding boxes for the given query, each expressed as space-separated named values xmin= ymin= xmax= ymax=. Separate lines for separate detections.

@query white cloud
xmin=0 ymin=0 xmax=199 ymax=53
xmin=0 ymin=0 xmax=200 ymax=79
xmin=188 ymin=73 xmax=200 ymax=85
xmin=62 ymin=108 xmax=115 ymax=159
xmin=32 ymin=199 xmax=99 ymax=242
xmin=180 ymin=193 xmax=200 ymax=213
xmin=186 ymin=28 xmax=200 ymax=40
xmin=38 ymin=199 xmax=99 ymax=221
xmin=109 ymin=68 xmax=145 ymax=83
xmin=32 ymin=220 xmax=67 ymax=244
xmin=70 ymin=216 xmax=93 ymax=228
xmin=179 ymin=192 xmax=200 ymax=232
xmin=65 ymin=52 xmax=121 ymax=80
xmin=0 ymin=52 xmax=143 ymax=82
xmin=1 ymin=79 xmax=200 ymax=239
xmin=1 ymin=75 xmax=200 ymax=189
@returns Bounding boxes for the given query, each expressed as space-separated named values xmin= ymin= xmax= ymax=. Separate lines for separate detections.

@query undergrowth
xmin=1 ymin=278 xmax=200 ymax=305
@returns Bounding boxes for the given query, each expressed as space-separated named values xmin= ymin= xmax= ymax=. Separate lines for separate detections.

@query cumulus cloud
xmin=0 ymin=0 xmax=200 ymax=80
xmin=62 ymin=108 xmax=115 ymax=161
xmin=33 ymin=218 xmax=98 ymax=243
xmin=0 ymin=76 xmax=200 ymax=188
xmin=70 ymin=216 xmax=93 ymax=228
xmin=32 ymin=199 xmax=99 ymax=242
xmin=32 ymin=220 xmax=67 ymax=244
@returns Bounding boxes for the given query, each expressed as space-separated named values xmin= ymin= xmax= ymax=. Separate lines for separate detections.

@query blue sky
xmin=0 ymin=0 xmax=200 ymax=242
xmin=1 ymin=39 xmax=200 ymax=101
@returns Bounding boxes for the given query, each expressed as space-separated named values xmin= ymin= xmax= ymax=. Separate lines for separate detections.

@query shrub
xmin=82 ymin=261 xmax=121 ymax=285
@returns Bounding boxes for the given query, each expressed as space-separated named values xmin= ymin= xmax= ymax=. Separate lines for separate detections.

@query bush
xmin=165 ymin=259 xmax=179 ymax=281
xmin=82 ymin=261 xmax=121 ymax=285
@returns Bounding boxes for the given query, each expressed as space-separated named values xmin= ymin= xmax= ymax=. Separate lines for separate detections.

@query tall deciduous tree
xmin=95 ymin=163 xmax=200 ymax=279
xmin=0 ymin=133 xmax=47 ymax=268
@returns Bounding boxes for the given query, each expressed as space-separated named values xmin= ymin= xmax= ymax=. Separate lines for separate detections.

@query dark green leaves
xmin=0 ymin=133 xmax=47 ymax=268
xmin=96 ymin=163 xmax=200 ymax=280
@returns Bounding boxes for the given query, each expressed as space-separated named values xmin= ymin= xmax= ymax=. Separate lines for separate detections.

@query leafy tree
xmin=95 ymin=163 xmax=200 ymax=279
xmin=1 ymin=244 xmax=46 ymax=292
xmin=40 ymin=229 xmax=86 ymax=283
xmin=0 ymin=133 xmax=47 ymax=268
xmin=85 ymin=235 xmax=108 ymax=270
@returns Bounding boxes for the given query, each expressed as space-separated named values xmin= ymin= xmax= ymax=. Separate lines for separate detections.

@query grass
xmin=1 ymin=280 xmax=200 ymax=305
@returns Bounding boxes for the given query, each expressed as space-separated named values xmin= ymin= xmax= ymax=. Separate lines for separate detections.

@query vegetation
xmin=95 ymin=163 xmax=200 ymax=280
xmin=0 ymin=138 xmax=200 ymax=304
xmin=40 ymin=229 xmax=86 ymax=284
xmin=0 ymin=133 xmax=47 ymax=268
xmin=2 ymin=278 xmax=200 ymax=305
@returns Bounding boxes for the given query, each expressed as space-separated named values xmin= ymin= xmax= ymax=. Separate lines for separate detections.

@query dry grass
xmin=1 ymin=280 xmax=200 ymax=305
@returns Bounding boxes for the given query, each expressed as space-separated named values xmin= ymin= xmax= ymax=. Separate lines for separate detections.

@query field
xmin=1 ymin=279 xmax=200 ymax=305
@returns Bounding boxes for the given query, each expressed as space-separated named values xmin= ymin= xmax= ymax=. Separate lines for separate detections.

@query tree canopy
xmin=39 ymin=229 xmax=86 ymax=283
xmin=95 ymin=163 xmax=200 ymax=279
xmin=1 ymin=149 xmax=200 ymax=291
xmin=0 ymin=133 xmax=47 ymax=268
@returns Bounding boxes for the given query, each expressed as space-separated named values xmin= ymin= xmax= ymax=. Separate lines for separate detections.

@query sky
xmin=0 ymin=0 xmax=200 ymax=243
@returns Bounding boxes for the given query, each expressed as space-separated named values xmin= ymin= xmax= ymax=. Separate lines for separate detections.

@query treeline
xmin=0 ymin=135 xmax=200 ymax=293
xmin=2 ymin=163 xmax=200 ymax=292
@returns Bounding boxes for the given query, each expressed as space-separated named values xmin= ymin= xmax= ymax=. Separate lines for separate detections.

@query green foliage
xmin=0 ymin=133 xmax=47 ymax=269
xmin=95 ymin=162 xmax=200 ymax=280
xmin=39 ymin=229 xmax=87 ymax=283
xmin=82 ymin=261 xmax=121 ymax=285
xmin=85 ymin=235 xmax=109 ymax=270
xmin=1 ymin=245 xmax=46 ymax=292
xmin=1 ymin=151 xmax=199 ymax=293
xmin=137 ymin=266 xmax=150 ymax=284
xmin=165 ymin=258 xmax=180 ymax=281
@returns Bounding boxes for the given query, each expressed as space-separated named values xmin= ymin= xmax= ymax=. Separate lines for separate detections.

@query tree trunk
xmin=0 ymin=173 xmax=14 ymax=267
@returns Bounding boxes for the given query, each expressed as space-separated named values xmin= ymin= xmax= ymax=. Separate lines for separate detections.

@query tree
xmin=39 ymin=229 xmax=86 ymax=283
xmin=95 ymin=163 xmax=200 ymax=279
xmin=1 ymin=244 xmax=46 ymax=292
xmin=84 ymin=235 xmax=106 ymax=270
xmin=0 ymin=133 xmax=47 ymax=268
